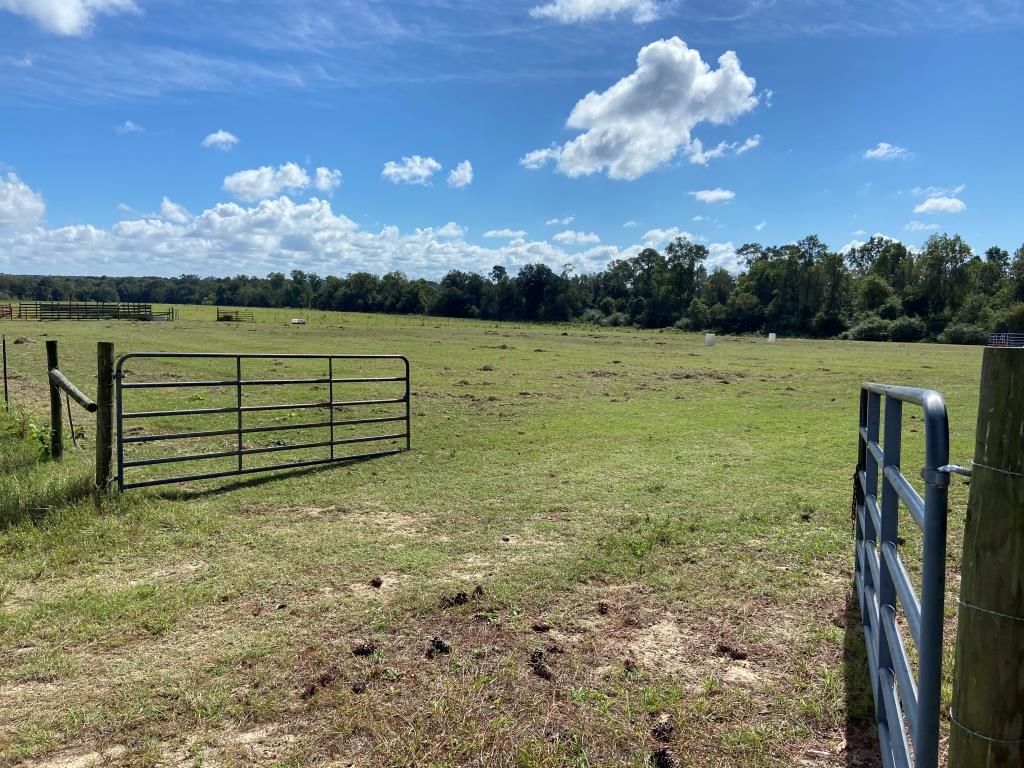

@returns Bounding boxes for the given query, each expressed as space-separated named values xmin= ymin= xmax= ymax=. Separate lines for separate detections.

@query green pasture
xmin=0 ymin=309 xmax=980 ymax=767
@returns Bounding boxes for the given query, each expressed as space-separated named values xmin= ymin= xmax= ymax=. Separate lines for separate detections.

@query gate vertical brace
xmin=917 ymin=394 xmax=950 ymax=768
xmin=116 ymin=357 xmax=124 ymax=491
xmin=864 ymin=390 xmax=881 ymax=709
xmin=328 ymin=357 xmax=334 ymax=461
xmin=404 ymin=356 xmax=411 ymax=450
xmin=878 ymin=397 xmax=902 ymax=742
xmin=235 ymin=356 xmax=243 ymax=472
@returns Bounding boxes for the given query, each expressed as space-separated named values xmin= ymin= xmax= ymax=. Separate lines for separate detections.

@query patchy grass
xmin=0 ymin=312 xmax=979 ymax=766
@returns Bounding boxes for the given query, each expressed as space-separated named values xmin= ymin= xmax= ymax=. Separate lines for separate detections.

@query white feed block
xmin=290 ymin=318 xmax=307 ymax=325
xmin=704 ymin=333 xmax=716 ymax=346
xmin=768 ymin=332 xmax=777 ymax=343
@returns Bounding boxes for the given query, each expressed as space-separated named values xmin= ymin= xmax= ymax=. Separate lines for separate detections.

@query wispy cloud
xmin=863 ymin=142 xmax=910 ymax=160
xmin=689 ymin=188 xmax=735 ymax=204
xmin=529 ymin=0 xmax=660 ymax=24
xmin=115 ymin=120 xmax=143 ymax=134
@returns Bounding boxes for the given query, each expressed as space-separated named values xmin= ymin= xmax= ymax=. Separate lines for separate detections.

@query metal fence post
xmin=95 ymin=342 xmax=114 ymax=491
xmin=46 ymin=339 xmax=63 ymax=459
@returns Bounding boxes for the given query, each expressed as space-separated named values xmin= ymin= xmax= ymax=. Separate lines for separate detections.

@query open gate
xmin=854 ymin=382 xmax=950 ymax=768
xmin=116 ymin=352 xmax=410 ymax=490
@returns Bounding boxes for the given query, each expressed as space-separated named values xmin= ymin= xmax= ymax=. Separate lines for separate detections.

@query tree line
xmin=3 ymin=232 xmax=1023 ymax=343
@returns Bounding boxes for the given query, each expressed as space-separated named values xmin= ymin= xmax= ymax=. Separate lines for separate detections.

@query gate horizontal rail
xmin=855 ymin=382 xmax=949 ymax=768
xmin=116 ymin=352 xmax=410 ymax=491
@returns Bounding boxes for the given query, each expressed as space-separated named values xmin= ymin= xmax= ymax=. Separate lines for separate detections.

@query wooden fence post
xmin=46 ymin=339 xmax=63 ymax=459
xmin=95 ymin=342 xmax=114 ymax=491
xmin=949 ymin=347 xmax=1024 ymax=766
xmin=2 ymin=334 xmax=8 ymax=410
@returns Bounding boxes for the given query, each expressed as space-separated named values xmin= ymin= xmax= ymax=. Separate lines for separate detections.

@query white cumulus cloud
xmin=0 ymin=192 xmax=636 ymax=280
xmin=223 ymin=162 xmax=310 ymax=202
xmin=314 ymin=167 xmax=343 ymax=194
xmin=839 ymin=233 xmax=899 ymax=254
xmin=484 ymin=229 xmax=527 ymax=238
xmin=863 ymin=142 xmax=910 ymax=160
xmin=905 ymin=220 xmax=940 ymax=231
xmin=433 ymin=222 xmax=466 ymax=238
xmin=642 ymin=227 xmax=693 ymax=245
xmin=708 ymin=242 xmax=741 ymax=271
xmin=553 ymin=229 xmax=600 ymax=245
xmin=689 ymin=188 xmax=735 ymax=204
xmin=520 ymin=37 xmax=758 ymax=180
xmin=201 ymin=130 xmax=239 ymax=151
xmin=382 ymin=155 xmax=442 ymax=186
xmin=913 ymin=196 xmax=966 ymax=214
xmin=529 ymin=0 xmax=660 ymax=24
xmin=159 ymin=197 xmax=191 ymax=224
xmin=0 ymin=0 xmax=137 ymax=36
xmin=447 ymin=160 xmax=473 ymax=188
xmin=0 ymin=171 xmax=45 ymax=230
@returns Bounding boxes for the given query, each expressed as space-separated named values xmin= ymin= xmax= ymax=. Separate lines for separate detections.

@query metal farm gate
xmin=116 ymin=352 xmax=410 ymax=490
xmin=854 ymin=382 xmax=950 ymax=768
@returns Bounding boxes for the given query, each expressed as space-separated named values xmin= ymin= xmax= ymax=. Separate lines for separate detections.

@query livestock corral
xmin=0 ymin=307 xmax=981 ymax=767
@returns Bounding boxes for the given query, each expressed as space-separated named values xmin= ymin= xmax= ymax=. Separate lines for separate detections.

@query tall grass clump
xmin=1 ymin=409 xmax=93 ymax=528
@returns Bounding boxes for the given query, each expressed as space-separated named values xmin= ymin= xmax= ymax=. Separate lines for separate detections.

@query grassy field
xmin=0 ymin=309 xmax=981 ymax=768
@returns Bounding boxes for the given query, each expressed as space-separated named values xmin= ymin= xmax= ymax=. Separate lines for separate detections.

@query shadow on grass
xmin=844 ymin=586 xmax=882 ymax=767
xmin=152 ymin=453 xmax=385 ymax=500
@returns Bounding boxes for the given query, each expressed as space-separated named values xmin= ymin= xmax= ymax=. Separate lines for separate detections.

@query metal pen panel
xmin=854 ymin=382 xmax=950 ymax=768
xmin=115 ymin=352 xmax=410 ymax=491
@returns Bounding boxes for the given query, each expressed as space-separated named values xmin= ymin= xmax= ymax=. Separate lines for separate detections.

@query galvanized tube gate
xmin=116 ymin=353 xmax=410 ymax=490
xmin=855 ymin=382 xmax=950 ymax=768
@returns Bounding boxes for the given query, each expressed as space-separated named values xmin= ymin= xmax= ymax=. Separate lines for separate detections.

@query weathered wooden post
xmin=949 ymin=347 xmax=1024 ymax=766
xmin=46 ymin=339 xmax=63 ymax=459
xmin=95 ymin=342 xmax=114 ymax=491
xmin=2 ymin=334 xmax=8 ymax=410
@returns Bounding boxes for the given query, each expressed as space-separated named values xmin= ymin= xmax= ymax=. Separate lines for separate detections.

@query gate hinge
xmin=920 ymin=467 xmax=951 ymax=489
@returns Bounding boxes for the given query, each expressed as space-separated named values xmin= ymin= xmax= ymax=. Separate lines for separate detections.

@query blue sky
xmin=1 ymin=0 xmax=1022 ymax=278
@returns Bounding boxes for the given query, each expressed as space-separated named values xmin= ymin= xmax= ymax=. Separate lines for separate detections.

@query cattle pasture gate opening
xmin=116 ymin=353 xmax=410 ymax=491
xmin=216 ymin=307 xmax=255 ymax=322
xmin=854 ymin=382 xmax=950 ymax=768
